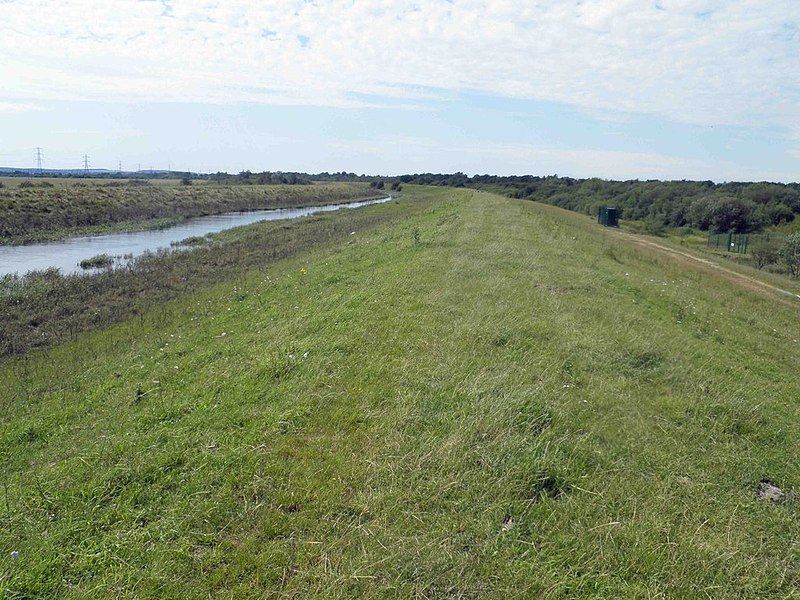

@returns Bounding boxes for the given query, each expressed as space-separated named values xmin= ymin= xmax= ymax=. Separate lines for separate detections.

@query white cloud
xmin=0 ymin=1 xmax=798 ymax=148
xmin=0 ymin=101 xmax=45 ymax=112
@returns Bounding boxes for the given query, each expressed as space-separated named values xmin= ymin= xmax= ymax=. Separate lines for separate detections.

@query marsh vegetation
xmin=0 ymin=180 xmax=376 ymax=244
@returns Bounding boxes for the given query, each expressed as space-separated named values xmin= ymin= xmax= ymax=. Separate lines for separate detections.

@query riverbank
xmin=0 ymin=197 xmax=394 ymax=278
xmin=0 ymin=181 xmax=376 ymax=244
xmin=0 ymin=195 xmax=423 ymax=357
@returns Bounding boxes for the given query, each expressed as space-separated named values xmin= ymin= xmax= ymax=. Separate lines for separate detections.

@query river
xmin=0 ymin=196 xmax=392 ymax=277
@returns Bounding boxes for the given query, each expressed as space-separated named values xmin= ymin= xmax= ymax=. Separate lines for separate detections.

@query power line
xmin=34 ymin=147 xmax=43 ymax=173
xmin=82 ymin=154 xmax=90 ymax=175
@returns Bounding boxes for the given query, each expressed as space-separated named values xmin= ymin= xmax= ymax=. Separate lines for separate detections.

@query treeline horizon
xmin=323 ymin=172 xmax=800 ymax=234
xmin=5 ymin=169 xmax=800 ymax=233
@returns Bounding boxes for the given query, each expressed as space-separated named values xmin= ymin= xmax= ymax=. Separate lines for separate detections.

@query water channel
xmin=0 ymin=196 xmax=392 ymax=277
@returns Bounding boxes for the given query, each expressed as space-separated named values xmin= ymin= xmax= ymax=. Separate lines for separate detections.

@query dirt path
xmin=612 ymin=230 xmax=800 ymax=308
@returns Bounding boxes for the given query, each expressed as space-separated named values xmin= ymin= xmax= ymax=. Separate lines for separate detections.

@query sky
xmin=0 ymin=0 xmax=798 ymax=182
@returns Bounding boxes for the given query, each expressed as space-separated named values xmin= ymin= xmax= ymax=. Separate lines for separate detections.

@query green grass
xmin=615 ymin=221 xmax=800 ymax=297
xmin=0 ymin=197 xmax=422 ymax=357
xmin=1 ymin=187 xmax=799 ymax=597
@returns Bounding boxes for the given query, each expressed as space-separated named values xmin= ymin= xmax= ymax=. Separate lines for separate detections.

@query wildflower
xmin=11 ymin=550 xmax=19 ymax=561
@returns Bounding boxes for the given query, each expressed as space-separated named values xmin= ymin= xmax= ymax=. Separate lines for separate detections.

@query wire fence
xmin=707 ymin=232 xmax=786 ymax=255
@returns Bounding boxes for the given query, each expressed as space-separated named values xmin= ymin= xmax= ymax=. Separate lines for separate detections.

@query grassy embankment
xmin=2 ymin=187 xmax=799 ymax=597
xmin=0 ymin=197 xmax=417 ymax=357
xmin=0 ymin=181 xmax=377 ymax=244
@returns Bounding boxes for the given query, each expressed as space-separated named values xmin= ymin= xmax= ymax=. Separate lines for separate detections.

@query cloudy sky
xmin=0 ymin=0 xmax=798 ymax=181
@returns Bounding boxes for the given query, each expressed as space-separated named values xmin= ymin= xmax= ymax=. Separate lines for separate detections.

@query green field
xmin=1 ymin=187 xmax=799 ymax=597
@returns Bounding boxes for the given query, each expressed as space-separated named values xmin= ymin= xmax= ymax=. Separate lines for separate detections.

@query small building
xmin=598 ymin=207 xmax=621 ymax=227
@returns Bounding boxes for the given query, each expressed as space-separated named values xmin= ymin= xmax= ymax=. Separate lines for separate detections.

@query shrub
xmin=750 ymin=241 xmax=781 ymax=270
xmin=711 ymin=196 xmax=761 ymax=233
xmin=780 ymin=233 xmax=800 ymax=277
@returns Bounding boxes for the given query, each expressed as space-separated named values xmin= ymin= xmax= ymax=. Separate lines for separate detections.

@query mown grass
xmin=1 ymin=187 xmax=799 ymax=598
xmin=0 ymin=181 xmax=377 ymax=244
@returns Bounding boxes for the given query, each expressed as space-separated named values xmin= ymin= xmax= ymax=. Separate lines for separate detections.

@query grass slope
xmin=1 ymin=198 xmax=418 ymax=357
xmin=1 ymin=188 xmax=799 ymax=598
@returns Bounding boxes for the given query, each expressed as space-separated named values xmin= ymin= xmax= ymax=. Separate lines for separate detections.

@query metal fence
xmin=707 ymin=232 xmax=786 ymax=255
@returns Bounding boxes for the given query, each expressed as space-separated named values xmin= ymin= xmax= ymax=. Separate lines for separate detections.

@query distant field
xmin=1 ymin=187 xmax=799 ymax=597
xmin=0 ymin=177 xmax=186 ymax=188
xmin=0 ymin=181 xmax=378 ymax=243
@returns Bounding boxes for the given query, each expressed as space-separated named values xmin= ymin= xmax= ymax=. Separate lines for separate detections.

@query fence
xmin=707 ymin=232 xmax=785 ymax=255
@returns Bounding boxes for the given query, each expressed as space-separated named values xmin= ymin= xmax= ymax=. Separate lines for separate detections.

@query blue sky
xmin=0 ymin=0 xmax=798 ymax=182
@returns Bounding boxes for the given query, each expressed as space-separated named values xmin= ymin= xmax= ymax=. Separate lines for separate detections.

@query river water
xmin=0 ymin=196 xmax=392 ymax=277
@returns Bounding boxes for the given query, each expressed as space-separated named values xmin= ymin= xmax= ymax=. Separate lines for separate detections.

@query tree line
xmin=373 ymin=174 xmax=800 ymax=234
xmin=299 ymin=172 xmax=800 ymax=234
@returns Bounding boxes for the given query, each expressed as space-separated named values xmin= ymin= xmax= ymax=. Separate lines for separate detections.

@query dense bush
xmin=781 ymin=233 xmax=800 ymax=277
xmin=750 ymin=241 xmax=782 ymax=270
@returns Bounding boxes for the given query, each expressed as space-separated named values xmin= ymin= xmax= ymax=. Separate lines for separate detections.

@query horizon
xmin=1 ymin=166 xmax=797 ymax=186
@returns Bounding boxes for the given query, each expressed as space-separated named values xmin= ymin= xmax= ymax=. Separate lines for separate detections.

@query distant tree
xmin=710 ymin=196 xmax=761 ymax=233
xmin=644 ymin=213 xmax=667 ymax=235
xmin=764 ymin=203 xmax=795 ymax=225
xmin=780 ymin=233 xmax=800 ymax=277
xmin=180 ymin=177 xmax=192 ymax=186
xmin=687 ymin=196 xmax=715 ymax=230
